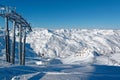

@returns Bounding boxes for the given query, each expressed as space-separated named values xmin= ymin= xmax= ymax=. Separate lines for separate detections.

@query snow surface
xmin=0 ymin=28 xmax=120 ymax=80
xmin=26 ymin=28 xmax=120 ymax=66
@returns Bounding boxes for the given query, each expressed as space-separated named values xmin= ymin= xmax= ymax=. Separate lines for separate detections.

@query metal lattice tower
xmin=0 ymin=5 xmax=32 ymax=65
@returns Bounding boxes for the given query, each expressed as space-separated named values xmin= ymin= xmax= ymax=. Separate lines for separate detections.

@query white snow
xmin=0 ymin=28 xmax=120 ymax=80
xmin=26 ymin=28 xmax=120 ymax=66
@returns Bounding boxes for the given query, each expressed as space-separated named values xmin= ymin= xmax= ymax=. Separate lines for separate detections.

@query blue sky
xmin=0 ymin=0 xmax=120 ymax=29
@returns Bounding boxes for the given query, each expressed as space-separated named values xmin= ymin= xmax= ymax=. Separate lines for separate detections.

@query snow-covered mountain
xmin=0 ymin=28 xmax=120 ymax=66
xmin=26 ymin=28 xmax=120 ymax=65
xmin=0 ymin=28 xmax=120 ymax=80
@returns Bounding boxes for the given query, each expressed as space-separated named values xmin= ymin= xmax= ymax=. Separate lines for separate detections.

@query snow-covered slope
xmin=0 ymin=28 xmax=120 ymax=66
xmin=26 ymin=28 xmax=120 ymax=66
xmin=0 ymin=28 xmax=120 ymax=80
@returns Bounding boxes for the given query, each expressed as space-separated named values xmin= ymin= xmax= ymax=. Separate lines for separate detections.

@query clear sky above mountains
xmin=0 ymin=0 xmax=120 ymax=29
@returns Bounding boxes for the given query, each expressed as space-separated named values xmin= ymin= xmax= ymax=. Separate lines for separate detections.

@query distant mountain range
xmin=0 ymin=28 xmax=120 ymax=66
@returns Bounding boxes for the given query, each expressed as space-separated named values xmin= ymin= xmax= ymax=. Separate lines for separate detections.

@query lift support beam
xmin=0 ymin=5 xmax=32 ymax=65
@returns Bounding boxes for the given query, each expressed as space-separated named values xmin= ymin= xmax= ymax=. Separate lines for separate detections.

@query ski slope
xmin=0 ymin=28 xmax=120 ymax=80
